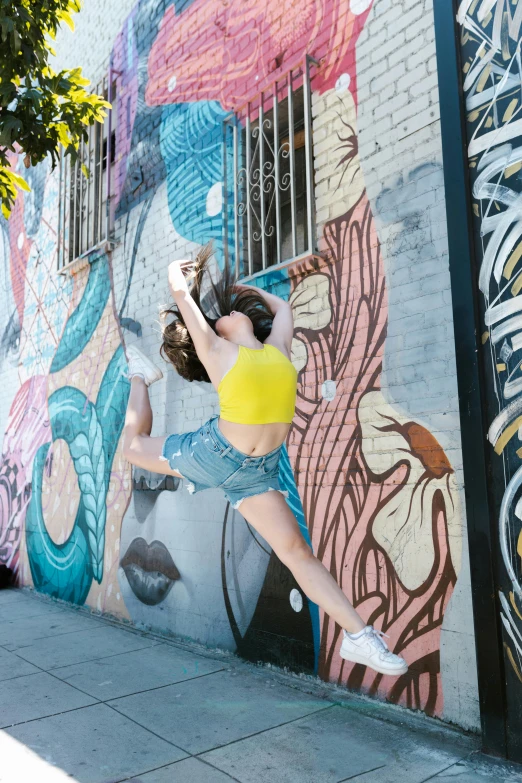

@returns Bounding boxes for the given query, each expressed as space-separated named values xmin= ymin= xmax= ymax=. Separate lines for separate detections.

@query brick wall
xmin=0 ymin=0 xmax=479 ymax=729
xmin=356 ymin=0 xmax=478 ymax=728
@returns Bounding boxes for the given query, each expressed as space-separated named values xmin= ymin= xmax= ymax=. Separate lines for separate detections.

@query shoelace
xmin=366 ymin=627 xmax=396 ymax=659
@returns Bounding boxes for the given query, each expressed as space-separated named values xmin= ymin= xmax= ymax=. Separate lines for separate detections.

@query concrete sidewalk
xmin=0 ymin=588 xmax=520 ymax=783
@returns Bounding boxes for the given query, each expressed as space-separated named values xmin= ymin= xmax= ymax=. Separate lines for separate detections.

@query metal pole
xmin=85 ymin=125 xmax=91 ymax=252
xmin=273 ymin=81 xmax=281 ymax=265
xmin=98 ymin=115 xmax=104 ymax=243
xmin=288 ymin=71 xmax=297 ymax=258
xmin=79 ymin=135 xmax=85 ymax=256
xmin=303 ymin=56 xmax=317 ymax=254
xmin=259 ymin=95 xmax=267 ymax=269
xmin=106 ymin=69 xmax=113 ymax=243
xmin=65 ymin=154 xmax=70 ymax=265
xmin=93 ymin=114 xmax=101 ymax=245
xmin=233 ymin=120 xmax=240 ymax=277
xmin=57 ymin=150 xmax=63 ymax=270
xmin=222 ymin=120 xmax=230 ymax=270
xmin=246 ymin=105 xmax=253 ymax=276
xmin=64 ymin=154 xmax=70 ymax=265
xmin=72 ymin=154 xmax=79 ymax=260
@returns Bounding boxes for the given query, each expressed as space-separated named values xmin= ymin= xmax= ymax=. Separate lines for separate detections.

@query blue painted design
xmin=26 ymin=347 xmax=130 ymax=603
xmin=160 ymin=101 xmax=237 ymax=265
xmin=27 ymin=442 xmax=93 ymax=603
xmin=26 ymin=387 xmax=106 ymax=597
xmin=261 ymin=266 xmax=292 ymax=302
xmin=244 ymin=263 xmax=292 ymax=306
xmin=50 ymin=254 xmax=111 ymax=373
xmin=96 ymin=345 xmax=131 ymax=469
xmin=279 ymin=446 xmax=320 ymax=673
xmin=158 ymin=96 xmax=295 ymax=296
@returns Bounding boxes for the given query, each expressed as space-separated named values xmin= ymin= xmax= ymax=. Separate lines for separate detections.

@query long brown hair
xmin=160 ymin=243 xmax=274 ymax=382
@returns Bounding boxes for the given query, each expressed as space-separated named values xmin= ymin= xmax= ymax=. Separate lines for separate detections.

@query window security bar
xmin=223 ymin=55 xmax=319 ymax=278
xmin=57 ymin=71 xmax=115 ymax=270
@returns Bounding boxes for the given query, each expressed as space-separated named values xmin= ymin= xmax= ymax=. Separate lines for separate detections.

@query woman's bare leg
xmin=123 ymin=376 xmax=153 ymax=446
xmin=122 ymin=377 xmax=182 ymax=477
xmin=237 ymin=489 xmax=365 ymax=635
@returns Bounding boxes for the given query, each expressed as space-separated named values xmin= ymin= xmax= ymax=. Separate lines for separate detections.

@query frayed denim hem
xmin=231 ymin=487 xmax=289 ymax=510
xmin=159 ymin=434 xmax=181 ymax=465
xmin=159 ymin=436 xmax=188 ymax=483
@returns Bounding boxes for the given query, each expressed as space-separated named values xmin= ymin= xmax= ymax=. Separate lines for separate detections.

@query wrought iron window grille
xmin=223 ymin=55 xmax=319 ymax=278
xmin=57 ymin=70 xmax=117 ymax=271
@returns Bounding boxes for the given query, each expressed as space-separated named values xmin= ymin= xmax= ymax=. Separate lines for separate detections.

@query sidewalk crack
xmin=417 ymin=756 xmax=471 ymax=783
xmin=337 ymin=764 xmax=387 ymax=782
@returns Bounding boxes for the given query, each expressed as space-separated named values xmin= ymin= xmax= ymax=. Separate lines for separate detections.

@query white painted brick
xmin=396 ymin=67 xmax=428 ymax=95
xmin=369 ymin=61 xmax=407 ymax=95
xmin=410 ymin=72 xmax=440 ymax=99
xmin=355 ymin=0 xmax=476 ymax=726
xmin=385 ymin=1 xmax=425 ymax=36
xmin=387 ymin=41 xmax=410 ymax=69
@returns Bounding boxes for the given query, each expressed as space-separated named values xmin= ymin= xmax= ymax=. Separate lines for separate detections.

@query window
xmin=57 ymin=74 xmax=116 ymax=270
xmin=223 ymin=56 xmax=318 ymax=278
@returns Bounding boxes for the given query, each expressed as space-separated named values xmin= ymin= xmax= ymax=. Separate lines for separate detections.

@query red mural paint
xmin=146 ymin=0 xmax=371 ymax=110
xmin=287 ymin=195 xmax=457 ymax=715
xmin=5 ymin=152 xmax=32 ymax=331
xmin=111 ymin=17 xmax=139 ymax=211
xmin=0 ymin=376 xmax=49 ymax=576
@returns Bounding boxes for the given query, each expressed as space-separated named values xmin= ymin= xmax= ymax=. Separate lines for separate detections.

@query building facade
xmin=0 ymin=0 xmax=483 ymax=735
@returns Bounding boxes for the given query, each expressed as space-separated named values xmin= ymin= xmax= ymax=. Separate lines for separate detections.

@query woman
xmin=122 ymin=245 xmax=408 ymax=676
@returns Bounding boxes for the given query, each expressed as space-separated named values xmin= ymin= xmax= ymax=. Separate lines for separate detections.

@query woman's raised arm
xmin=236 ymin=282 xmax=293 ymax=357
xmin=168 ymin=260 xmax=220 ymax=358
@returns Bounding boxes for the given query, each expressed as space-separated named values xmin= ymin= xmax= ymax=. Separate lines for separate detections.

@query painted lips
xmin=120 ymin=536 xmax=180 ymax=606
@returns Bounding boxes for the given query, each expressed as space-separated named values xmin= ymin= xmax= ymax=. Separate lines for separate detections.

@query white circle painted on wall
xmin=206 ymin=182 xmax=223 ymax=216
xmin=290 ymin=588 xmax=304 ymax=612
xmin=167 ymin=75 xmax=177 ymax=93
xmin=335 ymin=73 xmax=351 ymax=94
xmin=350 ymin=0 xmax=373 ymax=14
xmin=17 ymin=232 xmax=24 ymax=250
xmin=321 ymin=380 xmax=337 ymax=401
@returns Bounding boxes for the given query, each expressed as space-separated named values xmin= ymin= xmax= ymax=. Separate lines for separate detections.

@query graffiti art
xmin=458 ymin=0 xmax=522 ymax=687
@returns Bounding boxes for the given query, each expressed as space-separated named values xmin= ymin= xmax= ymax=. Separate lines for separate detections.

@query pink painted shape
xmin=288 ymin=194 xmax=456 ymax=716
xmin=145 ymin=0 xmax=372 ymax=111
xmin=6 ymin=152 xmax=32 ymax=330
xmin=0 ymin=376 xmax=50 ymax=575
xmin=111 ymin=14 xmax=139 ymax=211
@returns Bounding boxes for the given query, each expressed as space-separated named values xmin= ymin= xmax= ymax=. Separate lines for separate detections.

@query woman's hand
xmin=169 ymin=259 xmax=196 ymax=277
xmin=168 ymin=259 xmax=196 ymax=294
xmin=167 ymin=260 xmax=220 ymax=360
xmin=177 ymin=259 xmax=196 ymax=275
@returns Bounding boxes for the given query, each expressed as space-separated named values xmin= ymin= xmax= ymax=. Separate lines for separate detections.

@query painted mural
xmin=458 ymin=0 xmax=522 ymax=691
xmin=0 ymin=0 xmax=463 ymax=719
xmin=0 ymin=155 xmax=131 ymax=615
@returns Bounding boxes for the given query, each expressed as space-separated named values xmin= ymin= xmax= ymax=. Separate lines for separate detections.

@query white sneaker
xmin=339 ymin=625 xmax=408 ymax=676
xmin=126 ymin=344 xmax=163 ymax=386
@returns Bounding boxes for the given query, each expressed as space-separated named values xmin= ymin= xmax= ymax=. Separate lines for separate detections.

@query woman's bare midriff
xmin=218 ymin=418 xmax=291 ymax=456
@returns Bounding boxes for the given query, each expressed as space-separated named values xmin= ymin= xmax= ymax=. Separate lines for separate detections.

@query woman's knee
xmin=277 ymin=537 xmax=314 ymax=568
xmin=122 ymin=433 xmax=146 ymax=464
xmin=122 ymin=440 xmax=135 ymax=464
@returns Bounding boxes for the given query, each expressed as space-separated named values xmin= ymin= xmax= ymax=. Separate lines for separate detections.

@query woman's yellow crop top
xmin=218 ymin=343 xmax=297 ymax=425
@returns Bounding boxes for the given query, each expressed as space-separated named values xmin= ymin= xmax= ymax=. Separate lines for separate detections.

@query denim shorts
xmin=159 ymin=414 xmax=288 ymax=510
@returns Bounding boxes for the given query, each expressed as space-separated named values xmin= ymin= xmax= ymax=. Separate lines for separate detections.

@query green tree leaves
xmin=0 ymin=0 xmax=110 ymax=217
